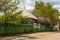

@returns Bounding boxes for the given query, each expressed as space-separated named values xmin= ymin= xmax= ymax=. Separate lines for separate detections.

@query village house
xmin=12 ymin=7 xmax=40 ymax=28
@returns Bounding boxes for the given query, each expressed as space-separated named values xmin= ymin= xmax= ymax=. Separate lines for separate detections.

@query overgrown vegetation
xmin=0 ymin=0 xmax=25 ymax=24
xmin=33 ymin=1 xmax=59 ymax=26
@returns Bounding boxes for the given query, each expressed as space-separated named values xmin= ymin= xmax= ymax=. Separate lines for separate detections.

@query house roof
xmin=13 ymin=8 xmax=37 ymax=19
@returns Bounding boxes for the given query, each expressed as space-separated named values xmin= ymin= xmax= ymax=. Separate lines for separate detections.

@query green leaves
xmin=0 ymin=11 xmax=25 ymax=24
xmin=33 ymin=1 xmax=59 ymax=26
xmin=0 ymin=0 xmax=21 ymax=13
xmin=0 ymin=0 xmax=25 ymax=24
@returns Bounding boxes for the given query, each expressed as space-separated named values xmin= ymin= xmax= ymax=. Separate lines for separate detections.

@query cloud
xmin=20 ymin=0 xmax=34 ymax=10
xmin=25 ymin=0 xmax=32 ymax=3
xmin=25 ymin=5 xmax=34 ymax=10
xmin=19 ymin=0 xmax=60 ymax=11
xmin=53 ymin=5 xmax=60 ymax=9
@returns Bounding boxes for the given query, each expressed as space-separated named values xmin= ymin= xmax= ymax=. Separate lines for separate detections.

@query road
xmin=0 ymin=32 xmax=60 ymax=40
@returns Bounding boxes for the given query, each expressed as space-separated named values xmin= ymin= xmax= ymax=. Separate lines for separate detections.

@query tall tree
xmin=0 ymin=0 xmax=25 ymax=24
xmin=33 ymin=1 xmax=59 ymax=26
xmin=0 ymin=0 xmax=21 ymax=13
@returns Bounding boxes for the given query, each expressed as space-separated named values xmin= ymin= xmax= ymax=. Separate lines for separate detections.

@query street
xmin=0 ymin=32 xmax=60 ymax=40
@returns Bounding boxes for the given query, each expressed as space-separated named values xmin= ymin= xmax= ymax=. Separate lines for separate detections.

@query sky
xmin=19 ymin=0 xmax=60 ymax=11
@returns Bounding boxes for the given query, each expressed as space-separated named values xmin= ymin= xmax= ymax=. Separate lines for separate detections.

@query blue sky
xmin=19 ymin=0 xmax=60 ymax=11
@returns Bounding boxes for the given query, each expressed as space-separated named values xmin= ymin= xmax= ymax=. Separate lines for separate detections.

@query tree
xmin=0 ymin=0 xmax=26 ymax=24
xmin=0 ymin=0 xmax=21 ymax=13
xmin=33 ymin=1 xmax=59 ymax=26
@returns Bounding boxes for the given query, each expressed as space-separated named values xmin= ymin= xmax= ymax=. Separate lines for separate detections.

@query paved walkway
xmin=0 ymin=32 xmax=60 ymax=40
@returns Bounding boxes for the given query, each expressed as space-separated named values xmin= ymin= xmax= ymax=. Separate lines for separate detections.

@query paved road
xmin=0 ymin=32 xmax=60 ymax=40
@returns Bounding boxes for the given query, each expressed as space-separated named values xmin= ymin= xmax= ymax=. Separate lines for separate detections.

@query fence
xmin=0 ymin=23 xmax=53 ymax=35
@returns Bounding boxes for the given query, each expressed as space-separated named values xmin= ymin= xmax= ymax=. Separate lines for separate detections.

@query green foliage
xmin=0 ymin=11 xmax=25 ymax=24
xmin=0 ymin=0 xmax=21 ymax=13
xmin=0 ymin=0 xmax=25 ymax=24
xmin=33 ymin=1 xmax=59 ymax=26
